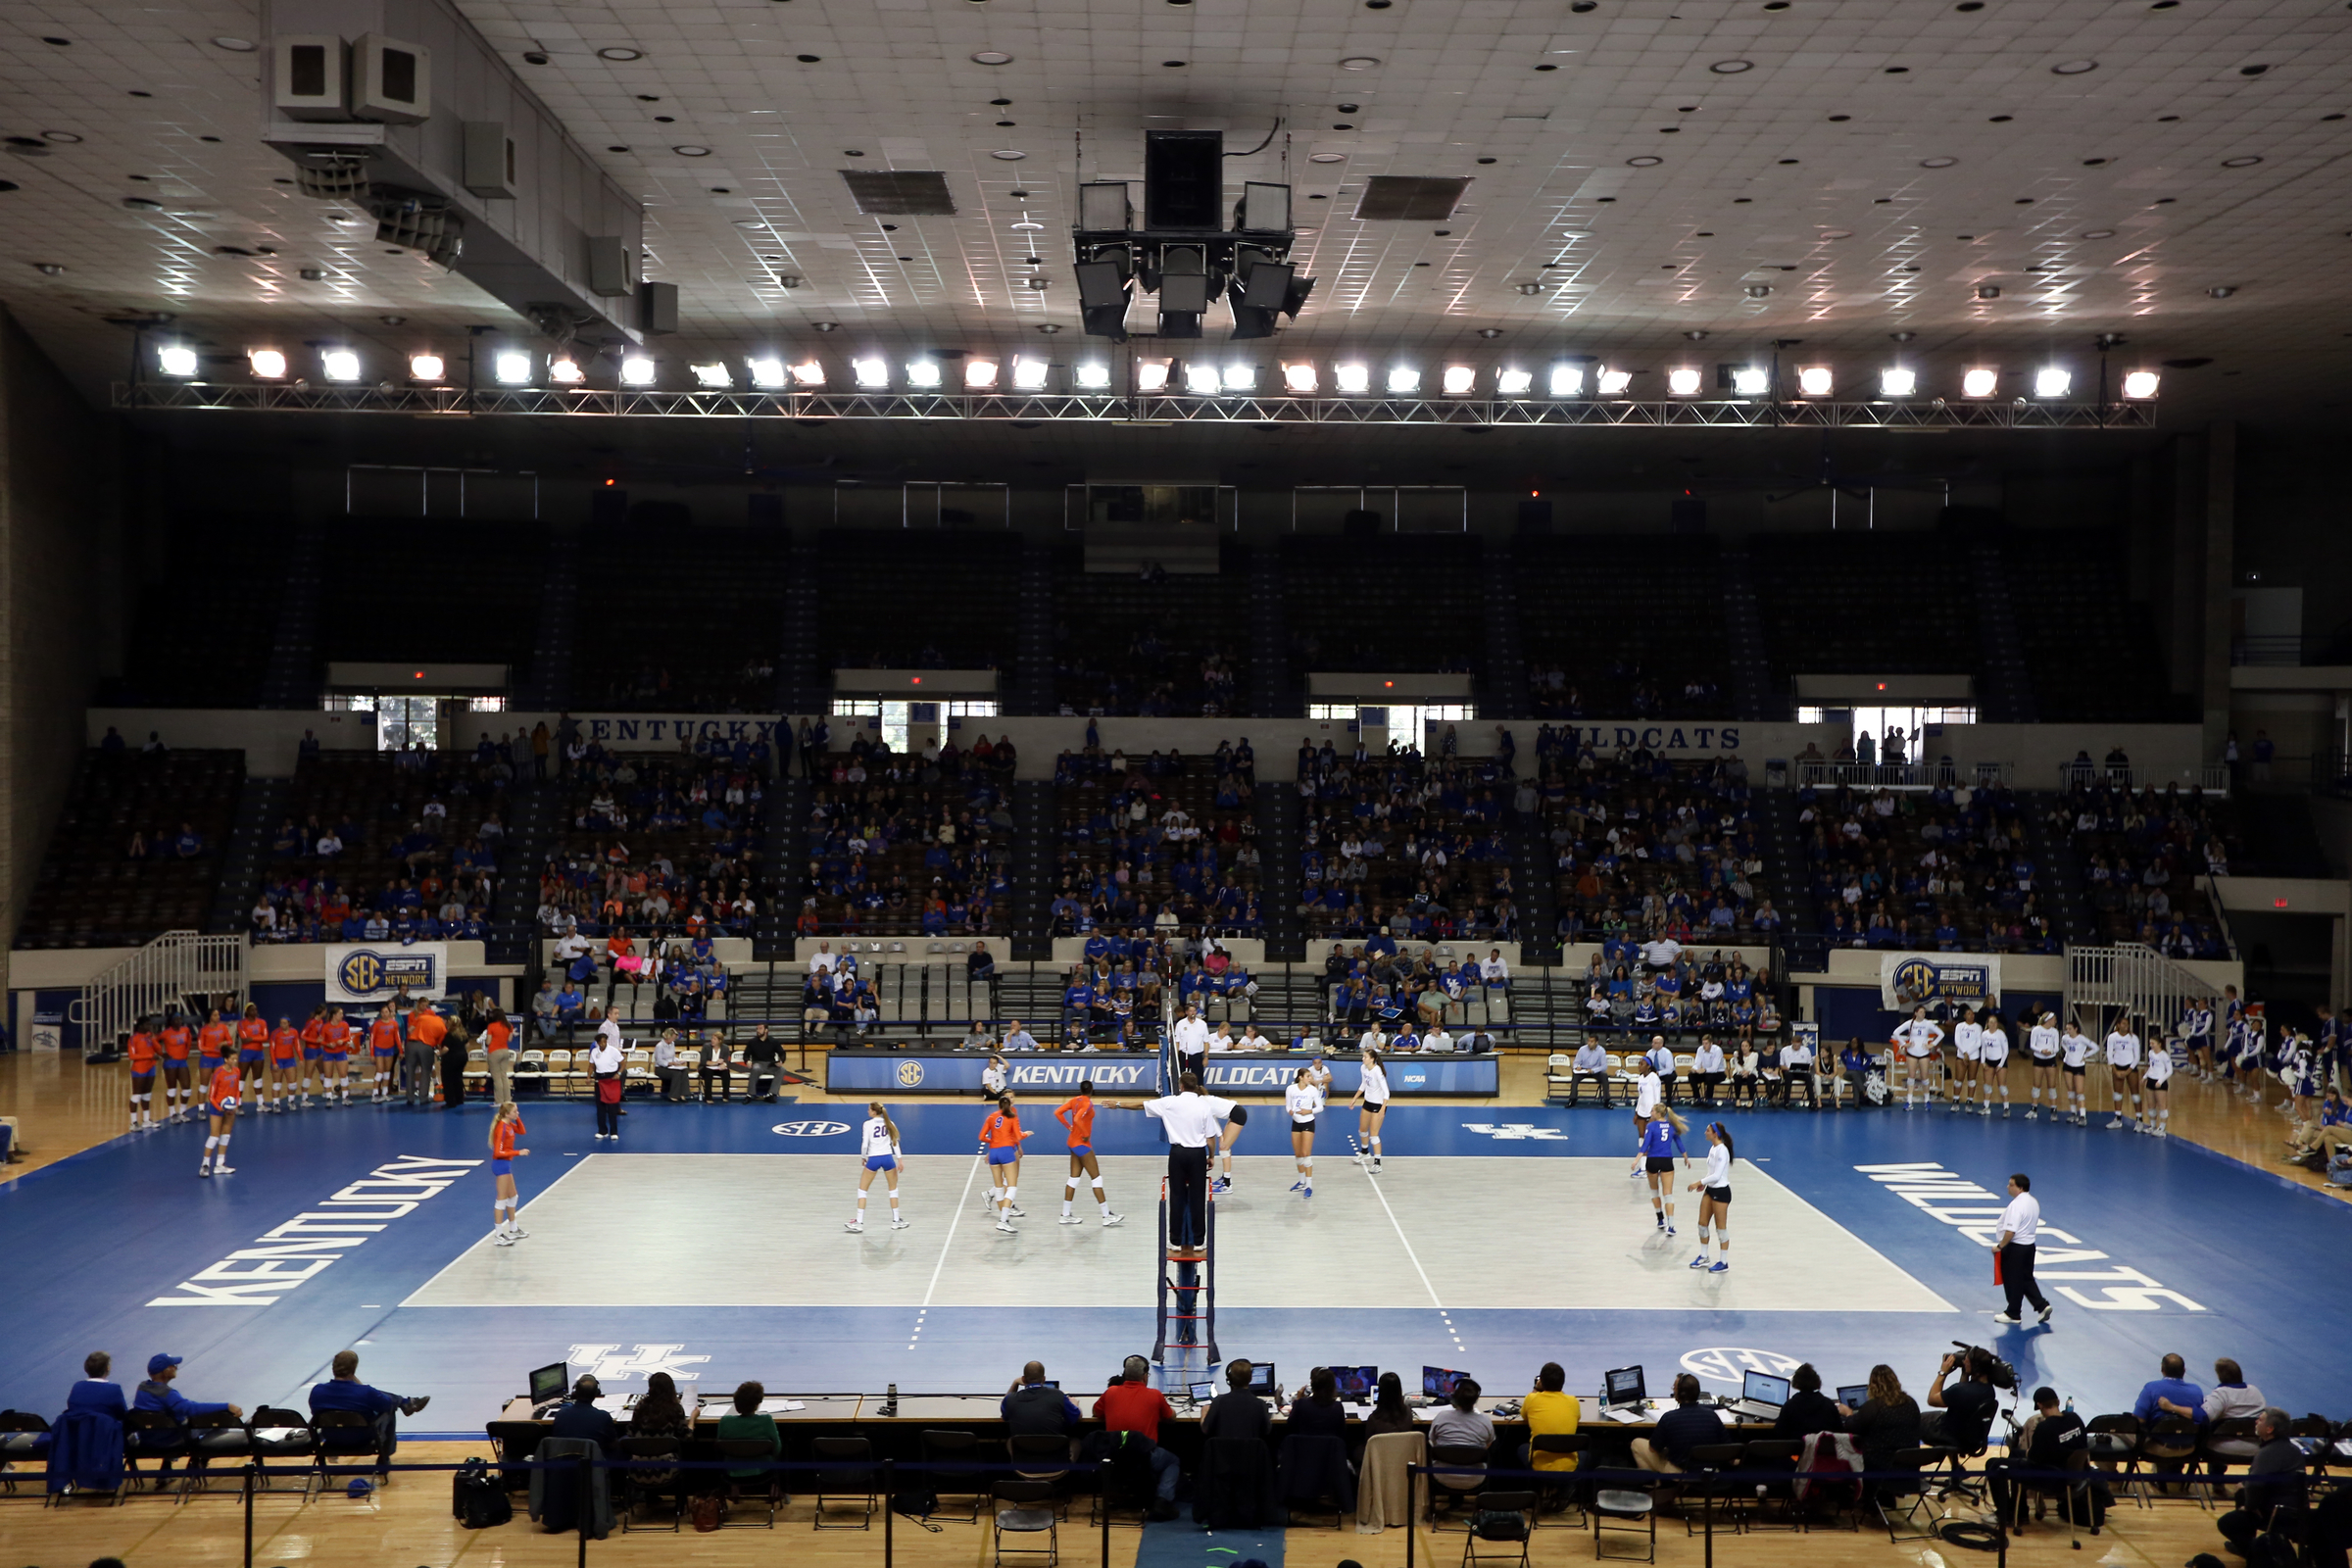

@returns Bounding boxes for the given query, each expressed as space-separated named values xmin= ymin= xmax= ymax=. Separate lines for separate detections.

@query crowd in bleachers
xmin=1294 ymin=731 xmax=1519 ymax=942
xmin=1796 ymin=777 xmax=2061 ymax=955
xmin=797 ymin=729 xmax=1016 ymax=938
xmin=1569 ymin=937 xmax=1782 ymax=1044
xmin=2052 ymin=782 xmax=2236 ymax=959
xmin=18 ymin=745 xmax=240 ymax=951
xmin=1051 ymin=742 xmax=1261 ymax=938
xmin=1322 ymin=933 xmax=1513 ymax=1037
xmin=250 ymin=749 xmax=509 ymax=944
xmin=1537 ymin=728 xmax=1775 ymax=949
xmin=535 ymin=745 xmax=767 ymax=942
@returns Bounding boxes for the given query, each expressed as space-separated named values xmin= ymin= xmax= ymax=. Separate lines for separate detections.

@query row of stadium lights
xmin=156 ymin=344 xmax=2162 ymax=402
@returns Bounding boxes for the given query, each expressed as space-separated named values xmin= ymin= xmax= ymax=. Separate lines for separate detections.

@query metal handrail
xmin=66 ymin=930 xmax=247 ymax=1056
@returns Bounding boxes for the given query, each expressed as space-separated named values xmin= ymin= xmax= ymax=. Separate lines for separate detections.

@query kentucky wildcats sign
xmin=327 ymin=944 xmax=449 ymax=1004
xmin=1880 ymin=953 xmax=2000 ymax=1011
xmin=825 ymin=1052 xmax=1165 ymax=1096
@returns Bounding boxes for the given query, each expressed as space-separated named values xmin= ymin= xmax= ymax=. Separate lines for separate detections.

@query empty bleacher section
xmin=1051 ymin=543 xmax=1250 ymax=716
xmin=243 ymin=752 xmax=511 ymax=942
xmin=816 ymin=530 xmax=1019 ymax=670
xmin=2050 ymin=781 xmax=2238 ymax=956
xmin=572 ymin=523 xmax=788 ymax=711
xmin=1278 ymin=535 xmax=1483 ymax=676
xmin=99 ymin=514 xmax=294 ymax=708
xmin=538 ymin=747 xmax=767 ymax=940
xmin=1048 ymin=747 xmax=1263 ymax=939
xmin=17 ymin=750 xmax=243 ymax=949
xmin=2003 ymin=530 xmax=2190 ymax=722
xmin=1750 ymin=531 xmax=1981 ymax=678
xmin=793 ymin=740 xmax=1013 ymax=937
xmin=1295 ymin=740 xmax=1520 ymax=944
xmin=318 ymin=519 xmax=548 ymax=675
xmin=1791 ymin=778 xmax=2060 ymax=954
xmin=1515 ymin=535 xmax=1732 ymax=718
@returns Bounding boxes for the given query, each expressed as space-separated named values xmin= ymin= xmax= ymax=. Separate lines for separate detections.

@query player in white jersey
xmin=2059 ymin=1021 xmax=2095 ymax=1124
xmin=1286 ymin=1066 xmax=1325 ymax=1199
xmin=848 ymin=1102 xmax=909 ymax=1232
xmin=2181 ymin=1000 xmax=2217 ymax=1081
xmin=1685 ymin=1121 xmax=1737 ymax=1273
xmin=2141 ymin=1037 xmax=2175 ymax=1135
xmin=2104 ymin=1018 xmax=2144 ymax=1130
xmin=1891 ymin=1006 xmax=1945 ymax=1110
xmin=2026 ymin=1011 xmax=2061 ymax=1120
xmin=1950 ymin=1007 xmax=1984 ymax=1114
xmin=1977 ymin=1011 xmax=2012 ymax=1116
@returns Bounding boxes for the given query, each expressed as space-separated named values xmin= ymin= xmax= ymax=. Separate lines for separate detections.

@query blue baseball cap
xmin=147 ymin=1353 xmax=182 ymax=1376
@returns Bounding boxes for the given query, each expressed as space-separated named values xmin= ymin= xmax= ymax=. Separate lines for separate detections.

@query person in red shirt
xmin=488 ymin=1102 xmax=530 ymax=1245
xmin=368 ymin=1007 xmax=402 ymax=1103
xmin=235 ymin=1003 xmax=270 ymax=1102
xmin=268 ymin=1018 xmax=302 ymax=1113
xmin=298 ymin=1005 xmax=327 ymax=1105
xmin=125 ymin=1024 xmax=160 ymax=1132
xmin=404 ymin=1004 xmax=448 ymax=1108
xmin=978 ymin=1097 xmax=1030 ymax=1234
xmin=195 ymin=1010 xmax=230 ymax=1076
xmin=320 ymin=1007 xmax=355 ymax=1104
xmin=1054 ymin=1081 xmax=1125 ymax=1228
xmin=1094 ymin=1356 xmax=1182 ymax=1516
xmin=199 ymin=1060 xmax=241 ymax=1177
xmin=158 ymin=1013 xmax=194 ymax=1122
xmin=482 ymin=1010 xmax=514 ymax=1106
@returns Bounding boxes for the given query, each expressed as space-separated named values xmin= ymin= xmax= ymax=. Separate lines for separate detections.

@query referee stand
xmin=1151 ymin=1175 xmax=1220 ymax=1384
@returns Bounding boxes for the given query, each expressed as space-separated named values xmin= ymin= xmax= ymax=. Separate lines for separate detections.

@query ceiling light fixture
xmin=409 ymin=354 xmax=445 ymax=381
xmin=965 ymin=358 xmax=1000 ymax=389
xmin=549 ymin=357 xmax=585 ymax=385
xmin=1335 ymin=363 xmax=1371 ymax=393
xmin=1709 ymin=59 xmax=1753 ymax=74
xmin=853 ymin=357 xmax=889 ymax=388
xmin=905 ymin=359 xmax=943 ymax=388
xmin=2050 ymin=58 xmax=2097 ymax=74
xmin=320 ymin=348 xmax=362 ymax=381
xmin=2121 ymin=369 xmax=2160 ymax=398
xmin=1962 ymin=367 xmax=1998 ymax=397
xmin=487 ymin=351 xmax=531 ymax=385
xmin=971 ymin=50 xmax=1013 ymax=64
xmin=598 ymin=47 xmax=644 ymax=61
xmin=1341 ymin=56 xmax=1381 ymax=69
xmin=790 ymin=361 xmax=827 ymax=387
xmin=991 ymin=149 xmax=1026 ymax=160
xmin=1136 ymin=360 xmax=1172 ymax=392
xmin=1667 ymin=367 xmax=1702 ymax=395
xmin=1386 ymin=366 xmax=1421 ymax=393
xmin=1282 ymin=363 xmax=1319 ymax=394
xmin=1596 ymin=368 xmax=1634 ymax=395
xmin=1732 ymin=366 xmax=1770 ymax=395
xmin=1182 ymin=363 xmax=1220 ymax=395
xmin=1880 ymin=367 xmax=1917 ymax=397
xmin=1073 ymin=362 xmax=1111 ymax=389
xmin=248 ymin=348 xmax=287 ymax=378
xmin=1745 ymin=283 xmax=1771 ymax=298
xmin=1977 ymin=283 xmax=2001 ymax=299
xmin=1442 ymin=365 xmax=1476 ymax=395
xmin=155 ymin=344 xmax=200 ymax=377
xmin=1548 ymin=365 xmax=1586 ymax=397
xmin=1796 ymin=365 xmax=1833 ymax=396
xmin=1496 ymin=368 xmax=1532 ymax=395
xmin=673 ymin=145 xmax=711 ymax=157
xmin=1309 ymin=153 xmax=1346 ymax=163
xmin=1626 ymin=155 xmax=1663 ymax=167
xmin=2220 ymin=155 xmax=2263 ymax=167
xmin=1011 ymin=358 xmax=1049 ymax=390
xmin=2207 ymin=285 xmax=2237 ymax=297
xmin=691 ymin=363 xmax=731 ymax=388
xmin=2034 ymin=367 xmax=2071 ymax=397
xmin=620 ymin=355 xmax=657 ymax=385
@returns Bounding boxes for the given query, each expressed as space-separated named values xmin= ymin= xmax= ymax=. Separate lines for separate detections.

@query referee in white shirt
xmin=1993 ymin=1172 xmax=2054 ymax=1326
xmin=1172 ymin=1005 xmax=1211 ymax=1083
xmin=1107 ymin=1073 xmax=1236 ymax=1256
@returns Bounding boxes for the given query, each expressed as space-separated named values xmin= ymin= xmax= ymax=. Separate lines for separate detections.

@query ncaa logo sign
xmin=772 ymin=1120 xmax=852 ymax=1137
xmin=897 ymin=1060 xmax=925 ymax=1088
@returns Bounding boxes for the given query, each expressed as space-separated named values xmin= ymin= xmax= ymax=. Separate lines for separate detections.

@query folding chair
xmin=615 ymin=1435 xmax=682 ymax=1531
xmin=1592 ymin=1477 xmax=1657 ymax=1561
xmin=245 ymin=1407 xmax=317 ymax=1498
xmin=1680 ymin=1443 xmax=1748 ymax=1536
xmin=919 ymin=1428 xmax=989 ymax=1524
xmin=1528 ymin=1433 xmax=1589 ymax=1520
xmin=2083 ymin=1413 xmax=2144 ymax=1504
xmin=993 ymin=1478 xmax=1059 ymax=1565
xmin=1736 ymin=1438 xmax=1805 ymax=1532
xmin=2141 ymin=1415 xmax=2206 ymax=1508
xmin=1427 ymin=1441 xmax=1492 ymax=1527
xmin=1877 ymin=1446 xmax=1949 ymax=1541
xmin=713 ymin=1438 xmax=783 ymax=1528
xmin=811 ymin=1435 xmax=875 ymax=1529
xmin=0 ymin=1410 xmax=51 ymax=1494
xmin=1462 ymin=1488 xmax=1536 ymax=1568
xmin=172 ymin=1412 xmax=251 ymax=1500
xmin=119 ymin=1410 xmax=189 ymax=1497
xmin=310 ymin=1408 xmax=381 ymax=1488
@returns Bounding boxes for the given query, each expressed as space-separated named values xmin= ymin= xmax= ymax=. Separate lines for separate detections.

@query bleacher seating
xmin=1294 ymin=743 xmax=1519 ymax=943
xmin=1536 ymin=739 xmax=1778 ymax=946
xmin=1515 ymin=535 xmax=1732 ymax=718
xmin=1278 ymin=535 xmax=1484 ymax=675
xmin=318 ymin=519 xmax=547 ymax=672
xmin=1052 ymin=547 xmax=1249 ymax=715
xmin=540 ymin=749 xmax=767 ymax=940
xmin=816 ymin=530 xmax=1018 ymax=670
xmin=1750 ymin=532 xmax=1980 ymax=675
xmin=794 ymin=740 xmax=1012 ymax=938
xmin=16 ymin=750 xmax=243 ymax=949
xmin=573 ymin=524 xmax=787 ymax=711
xmin=1049 ymin=749 xmax=1262 ymax=937
xmin=98 ymin=515 xmax=293 ymax=708
xmin=1792 ymin=778 xmax=2060 ymax=954
xmin=248 ymin=753 xmax=511 ymax=943
xmin=2004 ymin=531 xmax=2190 ymax=722
xmin=2052 ymin=782 xmax=2235 ymax=956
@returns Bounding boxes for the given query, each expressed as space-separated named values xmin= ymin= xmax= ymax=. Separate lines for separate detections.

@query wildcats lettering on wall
xmin=1563 ymin=724 xmax=1741 ymax=756
xmin=328 ymin=944 xmax=449 ymax=1004
xmin=1881 ymin=953 xmax=2000 ymax=1010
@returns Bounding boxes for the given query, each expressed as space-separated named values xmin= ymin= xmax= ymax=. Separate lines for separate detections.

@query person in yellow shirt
xmin=1520 ymin=1361 xmax=1583 ymax=1478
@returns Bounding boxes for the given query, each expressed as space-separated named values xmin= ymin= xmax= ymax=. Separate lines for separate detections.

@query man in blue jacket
xmin=309 ymin=1349 xmax=429 ymax=1473
xmin=133 ymin=1353 xmax=242 ymax=1485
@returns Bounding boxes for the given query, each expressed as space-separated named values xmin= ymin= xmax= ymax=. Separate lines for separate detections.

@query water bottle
xmin=2064 ymin=1395 xmax=2075 ymax=1414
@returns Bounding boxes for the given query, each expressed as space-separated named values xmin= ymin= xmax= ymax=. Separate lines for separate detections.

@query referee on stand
xmin=1993 ymin=1171 xmax=2055 ymax=1327
xmin=1107 ymin=1072 xmax=1237 ymax=1256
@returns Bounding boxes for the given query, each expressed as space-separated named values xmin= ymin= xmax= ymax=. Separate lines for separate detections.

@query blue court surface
xmin=5 ymin=1096 xmax=2344 ymax=1437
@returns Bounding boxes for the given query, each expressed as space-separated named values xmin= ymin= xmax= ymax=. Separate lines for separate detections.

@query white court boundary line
xmin=921 ymin=1153 xmax=986 ymax=1308
xmin=397 ymin=1149 xmax=601 ymax=1305
xmin=1348 ymin=1135 xmax=1446 ymax=1312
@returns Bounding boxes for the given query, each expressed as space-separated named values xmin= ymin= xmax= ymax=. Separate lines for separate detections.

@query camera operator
xmin=1922 ymin=1346 xmax=2001 ymax=1453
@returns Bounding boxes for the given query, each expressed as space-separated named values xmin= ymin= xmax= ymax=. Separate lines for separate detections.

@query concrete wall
xmin=0 ymin=309 xmax=108 ymax=991
xmin=88 ymin=709 xmax=379 ymax=776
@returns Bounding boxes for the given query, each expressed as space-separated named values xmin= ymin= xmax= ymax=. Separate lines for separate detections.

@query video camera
xmin=1950 ymin=1341 xmax=2020 ymax=1393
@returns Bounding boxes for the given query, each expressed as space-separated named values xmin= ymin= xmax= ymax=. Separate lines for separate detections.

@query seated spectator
xmin=549 ymin=1376 xmax=618 ymax=1446
xmin=2199 ymin=1359 xmax=2267 ymax=1472
xmin=1773 ymin=1363 xmax=1842 ymax=1444
xmin=1427 ymin=1377 xmax=1494 ymax=1454
xmin=1362 ymin=1372 xmax=1416 ymax=1438
xmin=1838 ymin=1364 xmax=1922 ymax=1493
xmin=2132 ymin=1351 xmax=2206 ymax=1426
xmin=1095 ymin=1354 xmax=1182 ymax=1517
xmin=132 ymin=1352 xmax=242 ymax=1479
xmin=68 ymin=1351 xmax=127 ymax=1420
xmin=1003 ymin=1362 xmax=1082 ymax=1438
xmin=1632 ymin=1372 xmax=1722 ymax=1475
xmin=307 ymin=1349 xmax=429 ymax=1473
xmin=2216 ymin=1408 xmax=2306 ymax=1556
xmin=1200 ymin=1359 xmax=1274 ymax=1444
xmin=1520 ymin=1361 xmax=1581 ymax=1473
xmin=715 ymin=1381 xmax=783 ymax=1484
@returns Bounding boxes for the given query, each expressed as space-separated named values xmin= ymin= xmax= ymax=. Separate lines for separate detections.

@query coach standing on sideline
xmin=1105 ymin=1072 xmax=1236 ymax=1254
xmin=1993 ymin=1172 xmax=2055 ymax=1327
xmin=403 ymin=1002 xmax=446 ymax=1108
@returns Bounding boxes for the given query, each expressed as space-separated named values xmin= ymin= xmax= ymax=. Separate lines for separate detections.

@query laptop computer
xmin=1601 ymin=1365 xmax=1648 ymax=1423
xmin=1247 ymin=1362 xmax=1277 ymax=1395
xmin=1333 ymin=1365 xmax=1380 ymax=1401
xmin=1726 ymin=1370 xmax=1790 ymax=1422
xmin=1838 ymin=1384 xmax=1871 ymax=1409
xmin=527 ymin=1360 xmax=568 ymax=1418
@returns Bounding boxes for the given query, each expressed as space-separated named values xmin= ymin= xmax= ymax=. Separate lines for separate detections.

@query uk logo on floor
xmin=1459 ymin=1122 xmax=1569 ymax=1141
xmin=566 ymin=1344 xmax=710 ymax=1383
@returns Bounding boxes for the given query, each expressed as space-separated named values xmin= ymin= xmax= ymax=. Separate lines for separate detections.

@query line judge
xmin=1103 ymin=1071 xmax=1238 ymax=1256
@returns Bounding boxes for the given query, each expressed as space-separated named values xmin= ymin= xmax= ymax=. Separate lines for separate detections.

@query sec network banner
xmin=1880 ymin=952 xmax=2000 ymax=1011
xmin=326 ymin=943 xmax=450 ymax=1004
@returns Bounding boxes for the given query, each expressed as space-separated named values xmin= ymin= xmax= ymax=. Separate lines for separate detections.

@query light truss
xmin=112 ymin=381 xmax=2160 ymax=429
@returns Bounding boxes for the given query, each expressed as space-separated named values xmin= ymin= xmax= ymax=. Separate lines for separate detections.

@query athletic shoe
xmin=1991 ymin=1312 xmax=2022 ymax=1325
xmin=399 ymin=1396 xmax=430 ymax=1417
xmin=1210 ymin=1178 xmax=1230 ymax=1194
xmin=891 ymin=1217 xmax=910 ymax=1229
xmin=495 ymin=1233 xmax=516 ymax=1247
xmin=1289 ymin=1181 xmax=1302 ymax=1192
xmin=844 ymin=1222 xmax=865 ymax=1233
xmin=1300 ymin=1187 xmax=1311 ymax=1199
xmin=214 ymin=1165 xmax=234 ymax=1175
xmin=1006 ymin=1204 xmax=1025 ymax=1217
xmin=1058 ymin=1214 xmax=1085 ymax=1225
xmin=1690 ymin=1254 xmax=1710 ymax=1269
xmin=2037 ymin=1304 xmax=2055 ymax=1324
xmin=509 ymin=1227 xmax=530 ymax=1240
xmin=2107 ymin=1117 xmax=2125 ymax=1130
xmin=995 ymin=1220 xmax=1018 ymax=1234
xmin=1655 ymin=1216 xmax=1665 ymax=1229
xmin=2002 ymin=1107 xmax=2012 ymax=1118
xmin=1981 ymin=1106 xmax=1994 ymax=1117
xmin=1708 ymin=1261 xmax=1730 ymax=1273
xmin=1102 ymin=1212 xmax=1125 ymax=1226
xmin=1665 ymin=1225 xmax=1677 ymax=1237
xmin=197 ymin=1166 xmax=212 ymax=1178
xmin=1372 ymin=1158 xmax=1383 ymax=1171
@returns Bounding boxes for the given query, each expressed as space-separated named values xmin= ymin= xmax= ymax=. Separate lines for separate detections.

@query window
xmin=374 ymin=696 xmax=439 ymax=751
xmin=466 ymin=696 xmax=508 ymax=712
xmin=1798 ymin=704 xmax=1978 ymax=758
xmin=321 ymin=694 xmax=375 ymax=712
xmin=1306 ymin=702 xmax=1475 ymax=755
xmin=834 ymin=697 xmax=999 ymax=752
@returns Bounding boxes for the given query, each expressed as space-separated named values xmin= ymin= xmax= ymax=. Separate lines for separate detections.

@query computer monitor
xmin=1742 ymin=1371 xmax=1790 ymax=1407
xmin=1838 ymin=1384 xmax=1870 ymax=1409
xmin=1333 ymin=1365 xmax=1379 ymax=1401
xmin=1423 ymin=1365 xmax=1470 ymax=1399
xmin=1190 ymin=1382 xmax=1217 ymax=1402
xmin=1248 ymin=1362 xmax=1277 ymax=1395
xmin=1603 ymin=1366 xmax=1646 ymax=1409
xmin=527 ymin=1361 xmax=568 ymax=1404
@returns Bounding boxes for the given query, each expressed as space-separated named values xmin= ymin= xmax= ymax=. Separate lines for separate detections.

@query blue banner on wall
xmin=825 ymin=1053 xmax=1166 ymax=1096
xmin=1196 ymin=1054 xmax=1497 ymax=1097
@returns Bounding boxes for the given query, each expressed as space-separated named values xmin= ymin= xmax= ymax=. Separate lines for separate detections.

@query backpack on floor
xmin=691 ymin=1493 xmax=729 ymax=1532
xmin=453 ymin=1457 xmax=513 ymax=1529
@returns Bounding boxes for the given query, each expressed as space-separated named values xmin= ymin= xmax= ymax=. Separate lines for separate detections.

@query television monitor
xmin=1247 ymin=1362 xmax=1276 ymax=1395
xmin=1332 ymin=1365 xmax=1379 ymax=1401
xmin=527 ymin=1361 xmax=568 ymax=1404
xmin=1603 ymin=1366 xmax=1646 ymax=1409
xmin=1423 ymin=1365 xmax=1470 ymax=1399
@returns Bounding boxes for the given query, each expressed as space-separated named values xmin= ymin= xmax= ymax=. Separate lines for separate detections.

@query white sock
xmin=215 ymin=1134 xmax=229 ymax=1162
xmin=854 ymin=1191 xmax=867 ymax=1224
xmin=1061 ymin=1187 xmax=1075 ymax=1217
xmin=888 ymin=1192 xmax=902 ymax=1218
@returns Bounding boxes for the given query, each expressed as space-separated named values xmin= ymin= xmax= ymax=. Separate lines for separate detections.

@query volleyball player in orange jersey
xmin=488 ymin=1102 xmax=530 ymax=1245
xmin=195 ymin=1009 xmax=232 ymax=1083
xmin=198 ymin=1058 xmax=242 ymax=1177
xmin=320 ymin=1006 xmax=355 ymax=1104
xmin=236 ymin=1003 xmax=270 ymax=1102
xmin=267 ymin=1017 xmax=302 ymax=1112
xmin=158 ymin=1014 xmax=193 ymax=1121
xmin=1053 ymin=1080 xmax=1125 ymax=1227
xmin=368 ymin=1006 xmax=402 ymax=1102
xmin=125 ymin=1023 xmax=160 ymax=1132
xmin=298 ymin=1005 xmax=327 ymax=1105
xmin=978 ymin=1096 xmax=1031 ymax=1233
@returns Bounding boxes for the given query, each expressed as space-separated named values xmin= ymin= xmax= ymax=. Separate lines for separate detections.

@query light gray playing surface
xmin=404 ymin=1153 xmax=1953 ymax=1313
